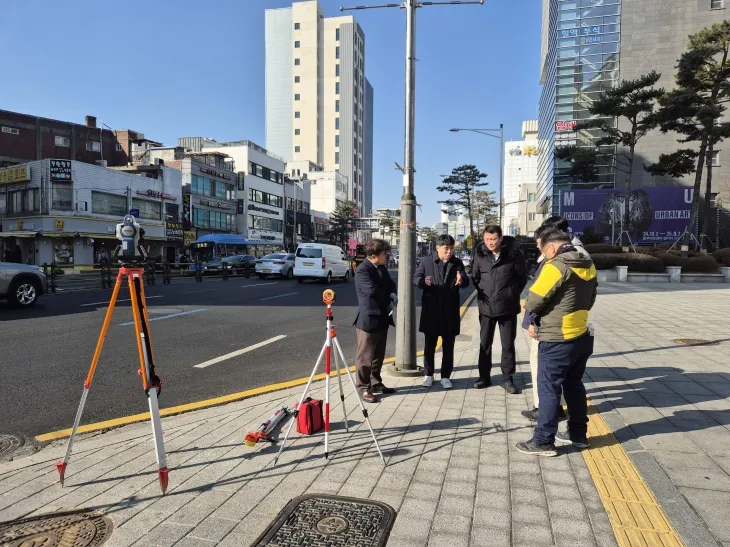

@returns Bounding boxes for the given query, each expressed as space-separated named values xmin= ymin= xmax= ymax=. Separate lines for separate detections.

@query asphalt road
xmin=0 ymin=271 xmax=472 ymax=441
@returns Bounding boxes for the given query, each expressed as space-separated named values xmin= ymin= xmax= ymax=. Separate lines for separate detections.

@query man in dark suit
xmin=354 ymin=239 xmax=397 ymax=403
xmin=414 ymin=234 xmax=470 ymax=389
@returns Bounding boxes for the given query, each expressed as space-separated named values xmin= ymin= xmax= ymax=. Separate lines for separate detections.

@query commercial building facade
xmin=265 ymin=0 xmax=372 ymax=217
xmin=517 ymin=183 xmax=542 ymax=237
xmin=537 ymin=0 xmax=728 ymax=243
xmin=0 ymin=159 xmax=182 ymax=266
xmin=503 ymin=120 xmax=541 ymax=235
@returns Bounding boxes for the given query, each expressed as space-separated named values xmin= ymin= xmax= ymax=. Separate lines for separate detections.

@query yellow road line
xmin=36 ymin=290 xmax=477 ymax=443
xmin=584 ymin=403 xmax=685 ymax=547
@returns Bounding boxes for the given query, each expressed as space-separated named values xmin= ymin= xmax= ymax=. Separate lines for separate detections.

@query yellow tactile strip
xmin=583 ymin=403 xmax=685 ymax=547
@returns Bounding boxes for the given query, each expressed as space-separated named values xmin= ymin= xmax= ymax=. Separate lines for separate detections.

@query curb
xmin=35 ymin=290 xmax=478 ymax=443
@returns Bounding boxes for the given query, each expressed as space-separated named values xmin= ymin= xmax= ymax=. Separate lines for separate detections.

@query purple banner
xmin=558 ymin=187 xmax=694 ymax=244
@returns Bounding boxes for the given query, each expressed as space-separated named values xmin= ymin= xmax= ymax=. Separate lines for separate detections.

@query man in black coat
xmin=414 ymin=234 xmax=470 ymax=389
xmin=471 ymin=225 xmax=528 ymax=394
xmin=354 ymin=239 xmax=397 ymax=403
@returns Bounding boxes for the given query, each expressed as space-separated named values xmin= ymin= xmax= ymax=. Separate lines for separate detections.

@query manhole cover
xmin=0 ymin=509 xmax=114 ymax=546
xmin=146 ymin=307 xmax=183 ymax=315
xmin=252 ymin=494 xmax=396 ymax=547
xmin=673 ymin=338 xmax=720 ymax=347
xmin=0 ymin=434 xmax=23 ymax=458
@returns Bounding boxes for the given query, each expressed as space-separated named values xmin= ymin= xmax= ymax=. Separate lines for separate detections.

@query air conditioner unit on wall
xmin=76 ymin=202 xmax=88 ymax=211
xmin=96 ymin=160 xmax=108 ymax=168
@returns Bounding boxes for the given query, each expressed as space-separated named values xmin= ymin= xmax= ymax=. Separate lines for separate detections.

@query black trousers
xmin=478 ymin=314 xmax=517 ymax=382
xmin=423 ymin=333 xmax=456 ymax=379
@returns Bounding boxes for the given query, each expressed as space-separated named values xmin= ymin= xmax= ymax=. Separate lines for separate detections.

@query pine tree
xmin=437 ymin=165 xmax=489 ymax=255
xmin=565 ymin=71 xmax=663 ymax=250
xmin=645 ymin=21 xmax=730 ymax=254
xmin=328 ymin=200 xmax=358 ymax=250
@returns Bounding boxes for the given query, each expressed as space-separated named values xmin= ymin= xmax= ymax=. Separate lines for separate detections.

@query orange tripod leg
xmin=56 ymin=269 xmax=125 ymax=485
xmin=129 ymin=269 xmax=169 ymax=494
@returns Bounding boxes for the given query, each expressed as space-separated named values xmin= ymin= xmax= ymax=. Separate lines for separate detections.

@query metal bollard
xmin=195 ymin=261 xmax=204 ymax=282
xmin=163 ymin=262 xmax=172 ymax=285
xmin=222 ymin=260 xmax=229 ymax=281
xmin=245 ymin=262 xmax=251 ymax=279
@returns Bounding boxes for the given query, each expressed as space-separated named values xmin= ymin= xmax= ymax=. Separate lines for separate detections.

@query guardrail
xmin=91 ymin=260 xmax=255 ymax=288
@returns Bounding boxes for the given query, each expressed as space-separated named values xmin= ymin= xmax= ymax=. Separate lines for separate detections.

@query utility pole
xmin=342 ymin=0 xmax=483 ymax=375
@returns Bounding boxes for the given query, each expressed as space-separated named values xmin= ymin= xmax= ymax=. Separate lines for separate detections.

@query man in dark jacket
xmin=414 ymin=234 xmax=470 ymax=390
xmin=471 ymin=225 xmax=528 ymax=394
xmin=354 ymin=239 xmax=397 ymax=403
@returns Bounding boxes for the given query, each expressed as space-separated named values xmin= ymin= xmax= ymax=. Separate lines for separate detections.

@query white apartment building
xmin=503 ymin=120 xmax=539 ymax=235
xmin=265 ymin=0 xmax=373 ymax=216
xmin=517 ymin=183 xmax=542 ymax=237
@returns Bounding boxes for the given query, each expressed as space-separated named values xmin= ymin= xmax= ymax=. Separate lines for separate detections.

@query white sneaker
xmin=441 ymin=378 xmax=453 ymax=390
xmin=423 ymin=376 xmax=434 ymax=388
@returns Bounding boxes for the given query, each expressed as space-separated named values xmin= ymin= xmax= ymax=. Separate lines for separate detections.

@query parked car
xmin=0 ymin=261 xmax=47 ymax=308
xmin=255 ymin=253 xmax=295 ymax=279
xmin=205 ymin=255 xmax=257 ymax=276
xmin=293 ymin=243 xmax=350 ymax=284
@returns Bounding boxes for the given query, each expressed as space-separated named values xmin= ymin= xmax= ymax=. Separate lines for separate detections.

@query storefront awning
xmin=0 ymin=231 xmax=39 ymax=238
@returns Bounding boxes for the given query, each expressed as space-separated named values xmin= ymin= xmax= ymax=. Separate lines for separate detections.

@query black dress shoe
xmin=521 ymin=407 xmax=568 ymax=422
xmin=501 ymin=380 xmax=520 ymax=394
xmin=372 ymin=384 xmax=395 ymax=394
xmin=473 ymin=379 xmax=492 ymax=389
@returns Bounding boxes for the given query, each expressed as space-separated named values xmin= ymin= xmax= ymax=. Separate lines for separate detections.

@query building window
xmin=295 ymin=111 xmax=300 ymax=118
xmin=335 ymin=64 xmax=340 ymax=77
xmin=335 ymin=82 xmax=340 ymax=95
xmin=92 ymin=191 xmax=127 ymax=216
xmin=295 ymin=128 xmax=300 ymax=135
xmin=295 ymin=93 xmax=300 ymax=101
xmin=1 ymin=126 xmax=19 ymax=135
xmin=294 ymin=58 xmax=300 ymax=66
xmin=335 ymin=152 xmax=340 ymax=164
xmin=335 ymin=118 xmax=340 ymax=130
xmin=295 ymin=146 xmax=301 ymax=153
xmin=336 ymin=46 xmax=340 ymax=59
xmin=335 ymin=135 xmax=340 ymax=147
xmin=528 ymin=193 xmax=536 ymax=202
xmin=336 ymin=28 xmax=340 ymax=41
xmin=116 ymin=144 xmax=123 ymax=151
xmin=249 ymin=214 xmax=283 ymax=232
xmin=336 ymin=100 xmax=340 ymax=113
xmin=711 ymin=0 xmax=724 ymax=8
xmin=711 ymin=150 xmax=721 ymax=166
xmin=132 ymin=197 xmax=162 ymax=220
xmin=55 ymin=136 xmax=70 ymax=147
xmin=528 ymin=213 xmax=536 ymax=221
xmin=294 ymin=40 xmax=300 ymax=48
xmin=86 ymin=141 xmax=101 ymax=152
xmin=294 ymin=22 xmax=300 ymax=29
xmin=52 ymin=182 xmax=73 ymax=210
xmin=295 ymin=76 xmax=300 ymax=83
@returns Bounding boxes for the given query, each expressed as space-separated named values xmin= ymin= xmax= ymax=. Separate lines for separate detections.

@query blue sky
xmin=0 ymin=0 xmax=541 ymax=227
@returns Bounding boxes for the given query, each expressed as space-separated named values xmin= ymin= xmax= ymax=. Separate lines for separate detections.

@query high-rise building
xmin=503 ymin=120 xmax=540 ymax=234
xmin=265 ymin=0 xmax=371 ymax=217
xmin=536 ymin=0 xmax=727 ymax=218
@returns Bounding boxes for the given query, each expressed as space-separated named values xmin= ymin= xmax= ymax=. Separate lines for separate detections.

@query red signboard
xmin=555 ymin=120 xmax=577 ymax=132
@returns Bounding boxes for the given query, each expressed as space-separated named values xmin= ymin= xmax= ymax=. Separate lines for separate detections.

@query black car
xmin=205 ymin=255 xmax=257 ymax=276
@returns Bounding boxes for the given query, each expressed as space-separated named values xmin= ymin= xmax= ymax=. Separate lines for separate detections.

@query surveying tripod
xmin=274 ymin=289 xmax=386 ymax=466
xmin=56 ymin=265 xmax=169 ymax=494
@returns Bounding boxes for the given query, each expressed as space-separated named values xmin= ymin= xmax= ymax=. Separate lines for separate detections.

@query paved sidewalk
xmin=1 ymin=283 xmax=729 ymax=546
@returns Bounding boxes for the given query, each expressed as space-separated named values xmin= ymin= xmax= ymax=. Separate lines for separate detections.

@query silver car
xmin=255 ymin=253 xmax=295 ymax=279
xmin=0 ymin=261 xmax=47 ymax=307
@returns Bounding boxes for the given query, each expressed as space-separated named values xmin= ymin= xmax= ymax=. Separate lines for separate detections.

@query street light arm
xmin=450 ymin=128 xmax=501 ymax=139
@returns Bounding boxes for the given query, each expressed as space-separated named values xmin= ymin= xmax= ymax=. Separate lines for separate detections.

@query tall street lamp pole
xmin=450 ymin=125 xmax=504 ymax=230
xmin=343 ymin=0 xmax=483 ymax=376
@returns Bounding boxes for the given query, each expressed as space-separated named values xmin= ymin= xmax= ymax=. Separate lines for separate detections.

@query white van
xmin=293 ymin=243 xmax=351 ymax=284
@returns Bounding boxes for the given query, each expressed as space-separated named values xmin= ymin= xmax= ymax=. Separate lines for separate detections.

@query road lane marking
xmin=35 ymin=292 xmax=478 ymax=442
xmin=260 ymin=292 xmax=299 ymax=301
xmin=181 ymin=289 xmax=217 ymax=295
xmin=79 ymin=296 xmax=163 ymax=307
xmin=241 ymin=282 xmax=277 ymax=289
xmin=193 ymin=335 xmax=288 ymax=369
xmin=119 ymin=308 xmax=207 ymax=326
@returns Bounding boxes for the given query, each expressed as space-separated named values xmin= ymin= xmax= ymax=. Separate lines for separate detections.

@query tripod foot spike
xmin=56 ymin=462 xmax=67 ymax=486
xmin=324 ymin=452 xmax=329 ymax=460
xmin=158 ymin=467 xmax=169 ymax=494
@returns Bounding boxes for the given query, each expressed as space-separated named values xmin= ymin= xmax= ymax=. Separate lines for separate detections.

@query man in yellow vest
xmin=516 ymin=225 xmax=597 ymax=457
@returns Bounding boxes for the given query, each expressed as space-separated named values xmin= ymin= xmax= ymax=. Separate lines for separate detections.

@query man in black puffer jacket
xmin=471 ymin=225 xmax=528 ymax=394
